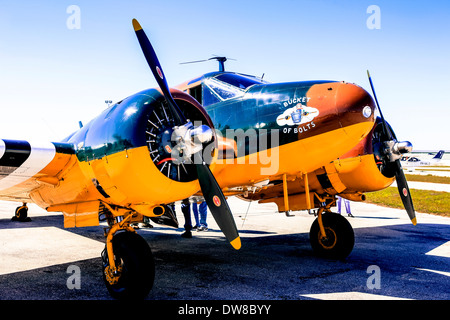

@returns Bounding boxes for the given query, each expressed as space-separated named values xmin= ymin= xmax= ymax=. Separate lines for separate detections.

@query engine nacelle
xmin=245 ymin=117 xmax=396 ymax=212
xmin=303 ymin=117 xmax=397 ymax=203
xmin=34 ymin=88 xmax=217 ymax=224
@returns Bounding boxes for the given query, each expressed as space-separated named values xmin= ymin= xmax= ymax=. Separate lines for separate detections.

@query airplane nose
xmin=334 ymin=82 xmax=375 ymax=128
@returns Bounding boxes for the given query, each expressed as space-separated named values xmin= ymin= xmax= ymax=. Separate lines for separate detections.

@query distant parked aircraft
xmin=401 ymin=150 xmax=445 ymax=167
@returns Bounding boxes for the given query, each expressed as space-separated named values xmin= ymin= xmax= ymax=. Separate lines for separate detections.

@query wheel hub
xmin=104 ymin=264 xmax=123 ymax=285
xmin=318 ymin=227 xmax=337 ymax=250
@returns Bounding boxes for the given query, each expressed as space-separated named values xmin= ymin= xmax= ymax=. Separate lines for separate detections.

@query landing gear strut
xmin=11 ymin=203 xmax=31 ymax=222
xmin=309 ymin=197 xmax=354 ymax=260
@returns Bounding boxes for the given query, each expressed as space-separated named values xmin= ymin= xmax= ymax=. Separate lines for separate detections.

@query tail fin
xmin=432 ymin=150 xmax=445 ymax=160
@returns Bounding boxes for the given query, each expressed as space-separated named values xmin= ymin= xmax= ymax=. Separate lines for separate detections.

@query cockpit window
xmin=203 ymin=86 xmax=221 ymax=106
xmin=214 ymin=73 xmax=263 ymax=89
xmin=204 ymin=78 xmax=242 ymax=100
xmin=201 ymin=72 xmax=267 ymax=107
xmin=202 ymin=73 xmax=265 ymax=106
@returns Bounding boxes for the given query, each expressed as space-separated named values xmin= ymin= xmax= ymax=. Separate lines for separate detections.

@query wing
xmin=0 ymin=139 xmax=75 ymax=202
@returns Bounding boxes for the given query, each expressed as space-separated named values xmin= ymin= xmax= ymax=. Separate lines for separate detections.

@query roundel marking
xmin=156 ymin=66 xmax=164 ymax=80
xmin=402 ymin=188 xmax=408 ymax=197
xmin=213 ymin=195 xmax=221 ymax=207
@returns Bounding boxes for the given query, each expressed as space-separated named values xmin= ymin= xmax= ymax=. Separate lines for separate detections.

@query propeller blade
xmin=367 ymin=70 xmax=416 ymax=225
xmin=194 ymin=152 xmax=241 ymax=250
xmin=394 ymin=160 xmax=417 ymax=225
xmin=132 ymin=19 xmax=240 ymax=245
xmin=132 ymin=19 xmax=186 ymax=125
xmin=367 ymin=70 xmax=393 ymax=140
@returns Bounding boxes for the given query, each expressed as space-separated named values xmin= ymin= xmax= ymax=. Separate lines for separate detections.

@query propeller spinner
xmin=367 ymin=71 xmax=416 ymax=225
xmin=132 ymin=19 xmax=241 ymax=249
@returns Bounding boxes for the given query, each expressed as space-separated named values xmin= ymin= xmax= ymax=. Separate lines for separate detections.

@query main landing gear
xmin=11 ymin=203 xmax=31 ymax=222
xmin=101 ymin=212 xmax=155 ymax=300
xmin=309 ymin=197 xmax=355 ymax=260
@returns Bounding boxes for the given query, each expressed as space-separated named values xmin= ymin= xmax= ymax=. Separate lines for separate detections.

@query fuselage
xmin=178 ymin=72 xmax=376 ymax=186
xmin=1 ymin=71 xmax=377 ymax=220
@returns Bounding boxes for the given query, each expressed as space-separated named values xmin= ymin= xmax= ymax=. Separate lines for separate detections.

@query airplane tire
xmin=103 ymin=231 xmax=155 ymax=300
xmin=309 ymin=212 xmax=354 ymax=260
xmin=13 ymin=206 xmax=29 ymax=222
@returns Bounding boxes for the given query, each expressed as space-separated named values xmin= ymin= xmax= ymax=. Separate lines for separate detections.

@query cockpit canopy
xmin=186 ymin=72 xmax=267 ymax=107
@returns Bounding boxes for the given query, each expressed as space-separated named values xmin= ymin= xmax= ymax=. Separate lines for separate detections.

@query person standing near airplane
xmin=181 ymin=199 xmax=193 ymax=238
xmin=337 ymin=196 xmax=354 ymax=217
xmin=193 ymin=201 xmax=208 ymax=231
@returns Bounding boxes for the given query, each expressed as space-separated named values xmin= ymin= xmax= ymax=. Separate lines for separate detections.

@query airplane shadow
xmin=0 ymin=215 xmax=65 ymax=230
xmin=0 ymin=213 xmax=448 ymax=300
xmin=353 ymin=216 xmax=399 ymax=220
xmin=141 ymin=222 xmax=450 ymax=300
xmin=152 ymin=226 xmax=276 ymax=235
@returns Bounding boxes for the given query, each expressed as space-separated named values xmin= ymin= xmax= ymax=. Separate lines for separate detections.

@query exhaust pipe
xmin=152 ymin=205 xmax=165 ymax=217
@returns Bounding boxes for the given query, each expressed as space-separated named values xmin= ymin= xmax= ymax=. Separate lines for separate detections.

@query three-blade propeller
xmin=367 ymin=71 xmax=416 ymax=225
xmin=132 ymin=19 xmax=241 ymax=249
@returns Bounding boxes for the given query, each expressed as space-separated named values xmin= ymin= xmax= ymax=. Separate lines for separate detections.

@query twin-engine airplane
xmin=1 ymin=19 xmax=416 ymax=299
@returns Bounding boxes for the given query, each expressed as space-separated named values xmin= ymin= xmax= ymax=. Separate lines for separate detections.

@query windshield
xmin=202 ymin=72 xmax=267 ymax=107
xmin=214 ymin=73 xmax=264 ymax=90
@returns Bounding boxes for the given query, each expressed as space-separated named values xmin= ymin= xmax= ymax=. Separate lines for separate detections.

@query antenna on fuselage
xmin=212 ymin=56 xmax=227 ymax=72
xmin=180 ymin=56 xmax=236 ymax=72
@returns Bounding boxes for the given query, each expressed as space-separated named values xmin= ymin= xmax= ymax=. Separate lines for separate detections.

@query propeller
xmin=194 ymin=152 xmax=241 ymax=249
xmin=132 ymin=19 xmax=241 ymax=249
xmin=133 ymin=19 xmax=186 ymax=125
xmin=367 ymin=71 xmax=416 ymax=225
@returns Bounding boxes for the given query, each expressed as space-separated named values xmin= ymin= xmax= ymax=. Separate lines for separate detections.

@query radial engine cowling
xmin=323 ymin=117 xmax=412 ymax=197
xmin=70 ymin=88 xmax=217 ymax=212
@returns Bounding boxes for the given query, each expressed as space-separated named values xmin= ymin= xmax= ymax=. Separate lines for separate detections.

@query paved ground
xmin=0 ymin=195 xmax=449 ymax=301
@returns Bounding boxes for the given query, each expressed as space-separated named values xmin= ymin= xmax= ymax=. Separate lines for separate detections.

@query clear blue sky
xmin=0 ymin=0 xmax=449 ymax=150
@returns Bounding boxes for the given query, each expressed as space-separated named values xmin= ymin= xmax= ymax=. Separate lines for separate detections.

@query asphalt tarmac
xmin=0 ymin=195 xmax=449 ymax=301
